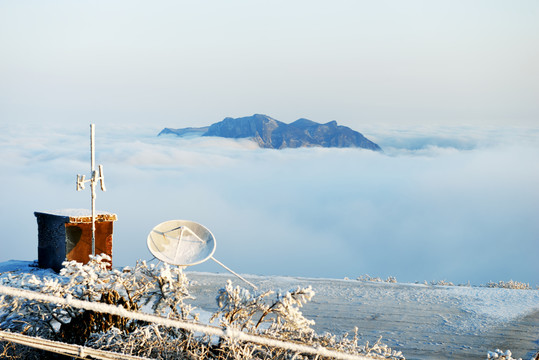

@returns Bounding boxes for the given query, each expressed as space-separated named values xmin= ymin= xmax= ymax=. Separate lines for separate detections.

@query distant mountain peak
xmin=159 ymin=114 xmax=382 ymax=151
xmin=290 ymin=118 xmax=319 ymax=128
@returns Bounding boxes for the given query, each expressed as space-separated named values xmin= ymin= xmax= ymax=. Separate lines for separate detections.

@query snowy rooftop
xmin=34 ymin=209 xmax=117 ymax=223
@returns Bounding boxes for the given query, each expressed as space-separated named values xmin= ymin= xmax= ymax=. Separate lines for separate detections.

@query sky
xmin=0 ymin=1 xmax=538 ymax=285
xmin=1 ymin=1 xmax=538 ymax=129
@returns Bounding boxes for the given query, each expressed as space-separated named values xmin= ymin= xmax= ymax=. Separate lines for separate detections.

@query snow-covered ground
xmin=1 ymin=261 xmax=538 ymax=360
xmin=186 ymin=272 xmax=539 ymax=360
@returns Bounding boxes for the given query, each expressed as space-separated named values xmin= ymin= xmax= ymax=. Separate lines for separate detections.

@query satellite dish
xmin=147 ymin=220 xmax=216 ymax=266
xmin=147 ymin=220 xmax=257 ymax=290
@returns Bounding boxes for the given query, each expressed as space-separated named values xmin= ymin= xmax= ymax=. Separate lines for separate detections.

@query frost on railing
xmin=1 ymin=256 xmax=405 ymax=360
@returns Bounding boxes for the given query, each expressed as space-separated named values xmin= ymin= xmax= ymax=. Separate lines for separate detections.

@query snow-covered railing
xmin=0 ymin=330 xmax=150 ymax=360
xmin=0 ymin=285 xmax=372 ymax=360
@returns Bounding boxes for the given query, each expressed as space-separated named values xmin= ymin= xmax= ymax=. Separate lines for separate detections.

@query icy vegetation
xmin=354 ymin=273 xmax=536 ymax=290
xmin=355 ymin=274 xmax=397 ymax=283
xmin=486 ymin=349 xmax=522 ymax=360
xmin=482 ymin=280 xmax=534 ymax=290
xmin=0 ymin=256 xmax=405 ymax=359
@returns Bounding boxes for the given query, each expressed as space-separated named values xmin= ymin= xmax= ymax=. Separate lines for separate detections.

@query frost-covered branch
xmin=1 ymin=257 xmax=405 ymax=359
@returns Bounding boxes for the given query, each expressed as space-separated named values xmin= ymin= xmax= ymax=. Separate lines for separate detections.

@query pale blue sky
xmin=1 ymin=1 xmax=538 ymax=129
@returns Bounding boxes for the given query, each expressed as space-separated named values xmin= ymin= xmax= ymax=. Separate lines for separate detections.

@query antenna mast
xmin=77 ymin=124 xmax=106 ymax=256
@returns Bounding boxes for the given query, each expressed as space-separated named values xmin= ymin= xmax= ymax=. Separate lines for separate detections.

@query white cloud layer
xmin=0 ymin=123 xmax=538 ymax=285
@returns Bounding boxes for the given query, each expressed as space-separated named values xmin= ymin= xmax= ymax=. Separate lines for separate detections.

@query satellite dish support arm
xmin=210 ymin=257 xmax=258 ymax=290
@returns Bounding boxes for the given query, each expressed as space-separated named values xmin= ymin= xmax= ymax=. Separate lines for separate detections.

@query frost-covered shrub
xmin=486 ymin=349 xmax=522 ymax=360
xmin=357 ymin=274 xmax=397 ymax=283
xmin=482 ymin=280 xmax=532 ymax=290
xmin=314 ymin=332 xmax=405 ymax=360
xmin=212 ymin=280 xmax=315 ymax=334
xmin=1 ymin=256 xmax=406 ymax=360
xmin=0 ymin=255 xmax=198 ymax=358
xmin=430 ymin=280 xmax=455 ymax=286
xmin=207 ymin=280 xmax=404 ymax=359
xmin=0 ymin=255 xmax=196 ymax=336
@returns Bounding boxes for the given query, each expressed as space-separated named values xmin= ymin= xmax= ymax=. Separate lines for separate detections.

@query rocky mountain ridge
xmin=159 ymin=114 xmax=381 ymax=151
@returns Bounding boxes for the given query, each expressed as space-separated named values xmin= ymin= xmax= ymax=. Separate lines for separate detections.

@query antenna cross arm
xmin=76 ymin=174 xmax=89 ymax=191
xmin=77 ymin=165 xmax=106 ymax=192
xmin=94 ymin=164 xmax=106 ymax=191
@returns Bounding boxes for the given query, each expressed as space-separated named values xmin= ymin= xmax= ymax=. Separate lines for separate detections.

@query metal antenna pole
xmin=90 ymin=124 xmax=96 ymax=256
xmin=77 ymin=124 xmax=106 ymax=258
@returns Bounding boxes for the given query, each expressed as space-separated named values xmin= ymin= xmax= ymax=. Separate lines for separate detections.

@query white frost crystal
xmin=486 ymin=349 xmax=521 ymax=360
xmin=1 ymin=256 xmax=406 ymax=359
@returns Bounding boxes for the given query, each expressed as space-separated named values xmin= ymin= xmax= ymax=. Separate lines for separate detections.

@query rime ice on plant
xmin=483 ymin=280 xmax=532 ymax=290
xmin=356 ymin=274 xmax=397 ymax=283
xmin=211 ymin=280 xmax=315 ymax=335
xmin=1 ymin=257 xmax=406 ymax=359
xmin=486 ymin=349 xmax=521 ymax=360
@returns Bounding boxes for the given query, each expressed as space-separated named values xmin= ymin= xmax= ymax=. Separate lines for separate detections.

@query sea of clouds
xmin=1 ymin=122 xmax=538 ymax=285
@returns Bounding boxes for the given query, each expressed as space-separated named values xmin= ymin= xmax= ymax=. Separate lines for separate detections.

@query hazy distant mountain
xmin=159 ymin=114 xmax=382 ymax=151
